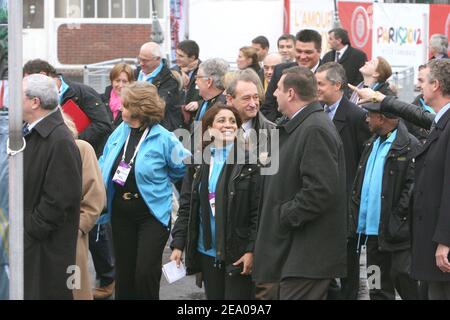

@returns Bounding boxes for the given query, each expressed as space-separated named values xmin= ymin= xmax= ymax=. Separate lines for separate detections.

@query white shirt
xmin=335 ymin=45 xmax=349 ymax=62
xmin=290 ymin=106 xmax=306 ymax=120
xmin=242 ymin=119 xmax=254 ymax=139
xmin=311 ymin=61 xmax=321 ymax=73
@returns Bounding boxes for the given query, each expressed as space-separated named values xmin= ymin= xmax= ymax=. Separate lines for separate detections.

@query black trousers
xmin=339 ymin=237 xmax=361 ymax=300
xmin=199 ymin=253 xmax=254 ymax=300
xmin=364 ymin=235 xmax=419 ymax=300
xmin=89 ymin=223 xmax=116 ymax=287
xmin=111 ymin=206 xmax=169 ymax=300
xmin=427 ymin=281 xmax=450 ymax=300
xmin=280 ymin=278 xmax=332 ymax=300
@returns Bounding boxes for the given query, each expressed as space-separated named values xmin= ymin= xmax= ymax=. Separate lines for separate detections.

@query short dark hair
xmin=282 ymin=66 xmax=317 ymax=101
xmin=295 ymin=29 xmax=322 ymax=51
xmin=177 ymin=40 xmax=200 ymax=60
xmin=329 ymin=28 xmax=350 ymax=46
xmin=23 ymin=59 xmax=58 ymax=78
xmin=252 ymin=36 xmax=270 ymax=49
xmin=277 ymin=34 xmax=295 ymax=48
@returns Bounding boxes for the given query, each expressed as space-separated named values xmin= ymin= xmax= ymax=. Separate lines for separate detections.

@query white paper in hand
xmin=162 ymin=260 xmax=186 ymax=284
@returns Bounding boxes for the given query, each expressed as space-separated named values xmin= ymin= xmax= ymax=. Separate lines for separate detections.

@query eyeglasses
xmin=195 ymin=75 xmax=209 ymax=80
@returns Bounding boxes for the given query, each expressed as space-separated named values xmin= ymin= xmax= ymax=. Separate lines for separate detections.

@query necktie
xmin=335 ymin=51 xmax=340 ymax=62
xmin=22 ymin=125 xmax=30 ymax=137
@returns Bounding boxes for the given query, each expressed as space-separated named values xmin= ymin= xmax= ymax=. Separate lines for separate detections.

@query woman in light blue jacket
xmin=98 ymin=81 xmax=190 ymax=299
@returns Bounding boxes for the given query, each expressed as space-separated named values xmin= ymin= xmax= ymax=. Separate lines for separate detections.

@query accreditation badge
xmin=208 ymin=192 xmax=216 ymax=217
xmin=112 ymin=161 xmax=131 ymax=186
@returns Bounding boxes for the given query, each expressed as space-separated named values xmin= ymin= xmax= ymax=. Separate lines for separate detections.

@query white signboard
xmin=289 ymin=0 xmax=335 ymax=54
xmin=189 ymin=0 xmax=283 ymax=65
xmin=372 ymin=3 xmax=429 ymax=69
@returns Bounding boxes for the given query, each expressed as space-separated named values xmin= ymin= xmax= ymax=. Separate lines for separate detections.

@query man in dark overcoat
xmin=23 ymin=74 xmax=82 ymax=299
xmin=253 ymin=66 xmax=347 ymax=300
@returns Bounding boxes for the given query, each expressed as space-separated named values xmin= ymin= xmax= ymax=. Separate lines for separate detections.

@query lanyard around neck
xmin=121 ymin=127 xmax=150 ymax=166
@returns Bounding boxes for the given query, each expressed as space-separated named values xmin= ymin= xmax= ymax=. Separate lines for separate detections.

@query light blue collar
xmin=138 ymin=61 xmax=164 ymax=83
xmin=419 ymin=98 xmax=435 ymax=114
xmin=59 ymin=76 xmax=69 ymax=104
xmin=324 ymin=96 xmax=342 ymax=120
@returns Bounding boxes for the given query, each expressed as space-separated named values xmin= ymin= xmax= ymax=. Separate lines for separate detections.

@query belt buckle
xmin=122 ymin=192 xmax=132 ymax=200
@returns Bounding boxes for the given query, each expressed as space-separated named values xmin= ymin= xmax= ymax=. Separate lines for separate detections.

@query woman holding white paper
xmin=170 ymin=103 xmax=260 ymax=300
xmin=99 ymin=82 xmax=190 ymax=299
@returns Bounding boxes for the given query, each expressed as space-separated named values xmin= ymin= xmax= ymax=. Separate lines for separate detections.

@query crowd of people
xmin=1 ymin=26 xmax=450 ymax=300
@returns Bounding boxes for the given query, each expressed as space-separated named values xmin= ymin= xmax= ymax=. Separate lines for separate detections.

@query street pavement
xmin=89 ymin=243 xmax=378 ymax=300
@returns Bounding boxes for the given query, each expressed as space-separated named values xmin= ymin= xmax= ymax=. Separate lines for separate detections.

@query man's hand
xmin=170 ymin=248 xmax=184 ymax=268
xmin=436 ymin=243 xmax=450 ymax=273
xmin=184 ymin=101 xmax=199 ymax=112
xmin=348 ymin=84 xmax=386 ymax=104
xmin=232 ymin=252 xmax=253 ymax=275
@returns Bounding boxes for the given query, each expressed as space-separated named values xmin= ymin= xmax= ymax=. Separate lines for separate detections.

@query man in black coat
xmin=172 ymin=40 xmax=201 ymax=107
xmin=22 ymin=59 xmax=112 ymax=157
xmin=136 ymin=42 xmax=183 ymax=132
xmin=315 ymin=62 xmax=370 ymax=299
xmin=350 ymin=103 xmax=420 ymax=300
xmin=316 ymin=62 xmax=370 ymax=194
xmin=22 ymin=74 xmax=82 ymax=299
xmin=322 ymin=28 xmax=367 ymax=88
xmin=253 ymin=66 xmax=347 ymax=300
xmin=261 ymin=29 xmax=323 ymax=122
xmin=350 ymin=58 xmax=450 ymax=299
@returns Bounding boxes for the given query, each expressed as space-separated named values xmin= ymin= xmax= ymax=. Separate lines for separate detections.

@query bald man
xmin=136 ymin=42 xmax=183 ymax=131
xmin=262 ymin=53 xmax=283 ymax=91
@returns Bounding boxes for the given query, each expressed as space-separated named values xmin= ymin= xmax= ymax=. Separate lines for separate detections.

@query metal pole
xmin=8 ymin=0 xmax=24 ymax=300
xmin=333 ymin=0 xmax=341 ymax=29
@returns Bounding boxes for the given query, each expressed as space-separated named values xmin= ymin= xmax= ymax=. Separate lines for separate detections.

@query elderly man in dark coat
xmin=23 ymin=74 xmax=82 ymax=300
xmin=253 ymin=66 xmax=347 ymax=300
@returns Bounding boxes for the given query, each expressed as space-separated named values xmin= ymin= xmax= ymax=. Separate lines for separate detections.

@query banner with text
xmin=290 ymin=0 xmax=334 ymax=54
xmin=372 ymin=3 xmax=429 ymax=70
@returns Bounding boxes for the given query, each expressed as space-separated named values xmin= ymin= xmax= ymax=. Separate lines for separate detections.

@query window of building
xmin=23 ymin=0 xmax=45 ymax=28
xmin=54 ymin=0 xmax=161 ymax=19
xmin=83 ymin=0 xmax=95 ymax=18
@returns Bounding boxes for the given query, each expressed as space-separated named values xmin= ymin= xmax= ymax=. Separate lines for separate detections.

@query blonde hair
xmin=121 ymin=82 xmax=165 ymax=125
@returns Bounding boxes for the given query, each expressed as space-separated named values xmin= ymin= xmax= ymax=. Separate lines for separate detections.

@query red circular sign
xmin=351 ymin=6 xmax=370 ymax=49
